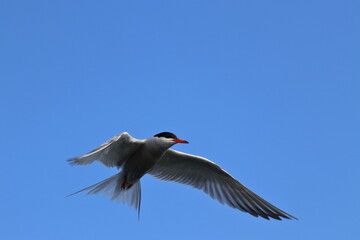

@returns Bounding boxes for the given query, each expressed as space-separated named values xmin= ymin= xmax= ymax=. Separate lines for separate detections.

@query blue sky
xmin=1 ymin=1 xmax=359 ymax=239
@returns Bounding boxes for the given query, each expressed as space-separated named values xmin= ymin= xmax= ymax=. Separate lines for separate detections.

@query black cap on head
xmin=154 ymin=132 xmax=178 ymax=139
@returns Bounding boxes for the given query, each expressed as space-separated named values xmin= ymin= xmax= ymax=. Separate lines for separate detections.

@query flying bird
xmin=68 ymin=132 xmax=297 ymax=220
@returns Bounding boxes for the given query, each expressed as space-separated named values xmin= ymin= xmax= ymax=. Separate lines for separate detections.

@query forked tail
xmin=67 ymin=172 xmax=141 ymax=217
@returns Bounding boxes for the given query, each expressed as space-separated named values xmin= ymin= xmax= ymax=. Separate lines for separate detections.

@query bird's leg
xmin=121 ymin=175 xmax=127 ymax=190
xmin=120 ymin=175 xmax=133 ymax=190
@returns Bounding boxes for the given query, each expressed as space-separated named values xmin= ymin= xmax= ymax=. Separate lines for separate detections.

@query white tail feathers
xmin=67 ymin=172 xmax=142 ymax=217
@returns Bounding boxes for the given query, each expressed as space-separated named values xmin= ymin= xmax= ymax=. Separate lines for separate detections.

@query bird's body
xmin=68 ymin=132 xmax=297 ymax=220
xmin=120 ymin=137 xmax=173 ymax=188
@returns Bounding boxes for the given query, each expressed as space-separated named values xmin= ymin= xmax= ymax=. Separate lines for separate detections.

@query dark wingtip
xmin=281 ymin=211 xmax=299 ymax=221
xmin=67 ymin=158 xmax=77 ymax=166
xmin=279 ymin=214 xmax=298 ymax=221
xmin=259 ymin=213 xmax=298 ymax=221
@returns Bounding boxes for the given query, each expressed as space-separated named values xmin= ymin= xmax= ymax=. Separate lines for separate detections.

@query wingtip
xmin=281 ymin=211 xmax=299 ymax=221
xmin=278 ymin=214 xmax=298 ymax=221
xmin=67 ymin=158 xmax=77 ymax=166
xmin=257 ymin=212 xmax=298 ymax=221
xmin=65 ymin=190 xmax=82 ymax=198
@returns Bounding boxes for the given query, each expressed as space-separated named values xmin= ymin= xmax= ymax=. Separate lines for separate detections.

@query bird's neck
xmin=145 ymin=137 xmax=175 ymax=152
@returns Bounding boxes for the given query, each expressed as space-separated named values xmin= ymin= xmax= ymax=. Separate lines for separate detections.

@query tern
xmin=68 ymin=132 xmax=297 ymax=220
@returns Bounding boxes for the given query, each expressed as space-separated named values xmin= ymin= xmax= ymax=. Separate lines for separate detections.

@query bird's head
xmin=153 ymin=132 xmax=189 ymax=145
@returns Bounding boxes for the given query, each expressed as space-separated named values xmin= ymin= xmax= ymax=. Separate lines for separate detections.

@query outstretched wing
xmin=148 ymin=149 xmax=297 ymax=220
xmin=68 ymin=132 xmax=143 ymax=167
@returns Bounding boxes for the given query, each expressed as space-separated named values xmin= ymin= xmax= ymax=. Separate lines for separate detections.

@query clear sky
xmin=1 ymin=1 xmax=359 ymax=239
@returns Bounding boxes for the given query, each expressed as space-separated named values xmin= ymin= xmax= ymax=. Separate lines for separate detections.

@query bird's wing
xmin=68 ymin=132 xmax=144 ymax=167
xmin=148 ymin=149 xmax=297 ymax=220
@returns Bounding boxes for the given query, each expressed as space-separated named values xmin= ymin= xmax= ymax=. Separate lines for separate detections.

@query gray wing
xmin=68 ymin=132 xmax=144 ymax=167
xmin=148 ymin=149 xmax=297 ymax=220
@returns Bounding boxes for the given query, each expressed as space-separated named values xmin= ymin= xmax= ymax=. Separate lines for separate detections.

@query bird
xmin=68 ymin=131 xmax=297 ymax=220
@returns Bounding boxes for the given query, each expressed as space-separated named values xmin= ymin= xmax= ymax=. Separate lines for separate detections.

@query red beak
xmin=172 ymin=139 xmax=189 ymax=144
